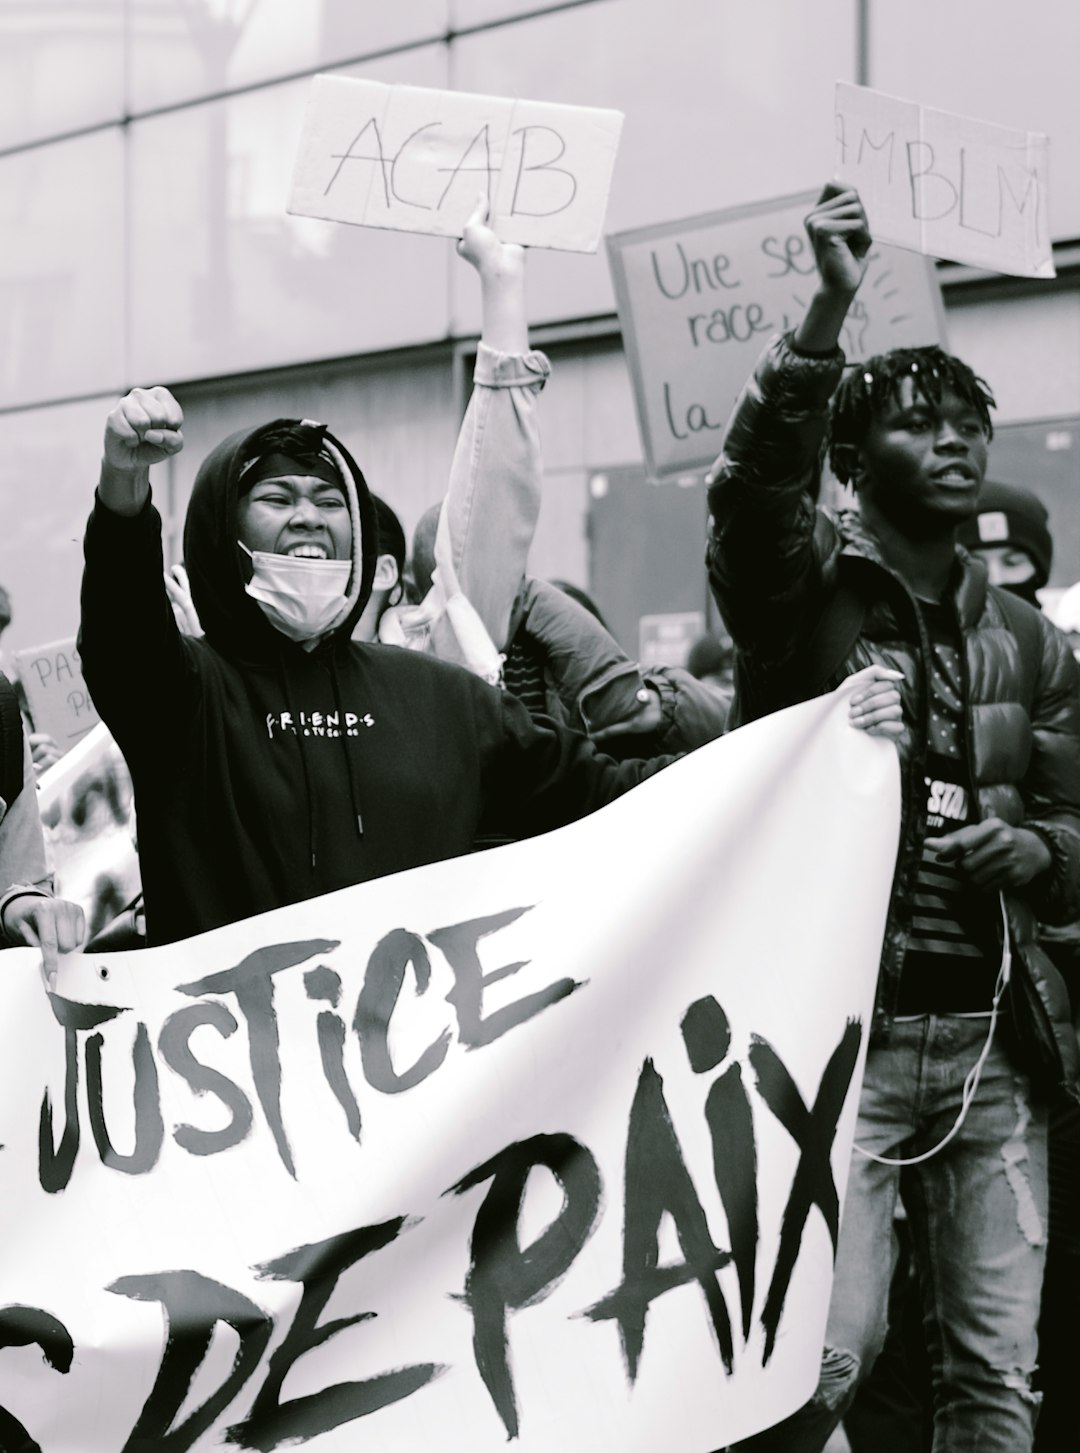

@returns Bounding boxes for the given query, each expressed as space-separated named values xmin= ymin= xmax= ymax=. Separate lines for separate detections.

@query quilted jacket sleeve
xmin=437 ymin=344 xmax=551 ymax=653
xmin=705 ymin=333 xmax=846 ymax=670
xmin=1020 ymin=615 xmax=1080 ymax=925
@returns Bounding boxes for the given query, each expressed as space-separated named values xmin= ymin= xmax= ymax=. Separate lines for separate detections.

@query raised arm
xmin=81 ymin=388 xmax=195 ymax=761
xmin=98 ymin=385 xmax=184 ymax=516
xmin=431 ymin=197 xmax=550 ymax=654
xmin=792 ymin=183 xmax=872 ymax=355
xmin=705 ymin=185 xmax=871 ymax=659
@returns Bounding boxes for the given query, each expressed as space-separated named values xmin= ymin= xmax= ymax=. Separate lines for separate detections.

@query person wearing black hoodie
xmin=79 ymin=223 xmax=697 ymax=948
xmin=80 ymin=399 xmax=688 ymax=946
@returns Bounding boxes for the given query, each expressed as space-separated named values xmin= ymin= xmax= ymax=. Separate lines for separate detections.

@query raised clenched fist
xmin=803 ymin=183 xmax=872 ymax=297
xmin=103 ymin=385 xmax=185 ymax=473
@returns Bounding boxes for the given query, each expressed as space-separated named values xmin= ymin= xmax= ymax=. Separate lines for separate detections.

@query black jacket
xmin=81 ymin=420 xmax=670 ymax=945
xmin=706 ymin=334 xmax=1080 ymax=1063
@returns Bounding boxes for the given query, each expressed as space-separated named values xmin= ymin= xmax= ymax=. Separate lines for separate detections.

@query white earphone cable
xmin=854 ymin=893 xmax=1011 ymax=1167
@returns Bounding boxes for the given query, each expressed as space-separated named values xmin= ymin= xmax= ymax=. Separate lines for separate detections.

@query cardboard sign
xmin=288 ymin=75 xmax=624 ymax=252
xmin=0 ymin=681 xmax=900 ymax=1451
xmin=607 ymin=192 xmax=947 ymax=480
xmin=835 ymin=82 xmax=1054 ymax=279
xmin=14 ymin=635 xmax=99 ymax=750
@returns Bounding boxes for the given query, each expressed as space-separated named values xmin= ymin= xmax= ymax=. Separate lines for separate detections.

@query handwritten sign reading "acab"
xmin=608 ymin=193 xmax=946 ymax=480
xmin=288 ymin=76 xmax=624 ymax=253
xmin=835 ymin=83 xmax=1054 ymax=280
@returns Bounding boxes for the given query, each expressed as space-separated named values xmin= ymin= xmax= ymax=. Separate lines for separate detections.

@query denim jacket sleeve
xmin=380 ymin=344 xmax=550 ymax=679
xmin=435 ymin=343 xmax=550 ymax=653
xmin=705 ymin=332 xmax=845 ymax=670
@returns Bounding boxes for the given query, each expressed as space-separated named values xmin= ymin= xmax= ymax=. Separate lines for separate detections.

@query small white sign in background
xmin=289 ymin=76 xmax=623 ymax=253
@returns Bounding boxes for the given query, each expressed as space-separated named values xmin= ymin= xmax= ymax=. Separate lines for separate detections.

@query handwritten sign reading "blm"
xmin=835 ymin=83 xmax=1054 ymax=280
xmin=607 ymin=193 xmax=946 ymax=480
xmin=288 ymin=76 xmax=624 ymax=253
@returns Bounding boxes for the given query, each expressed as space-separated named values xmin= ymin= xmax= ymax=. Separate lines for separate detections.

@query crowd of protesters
xmin=1 ymin=182 xmax=1078 ymax=1453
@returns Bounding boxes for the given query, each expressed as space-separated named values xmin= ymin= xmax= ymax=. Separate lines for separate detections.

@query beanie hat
xmin=958 ymin=481 xmax=1052 ymax=590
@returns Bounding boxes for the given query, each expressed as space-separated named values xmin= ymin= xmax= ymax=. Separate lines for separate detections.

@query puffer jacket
xmin=706 ymin=333 xmax=1080 ymax=1061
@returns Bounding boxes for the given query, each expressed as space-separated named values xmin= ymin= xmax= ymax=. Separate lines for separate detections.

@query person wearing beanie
xmin=957 ymin=479 xmax=1053 ymax=606
xmin=80 ymin=212 xmax=675 ymax=948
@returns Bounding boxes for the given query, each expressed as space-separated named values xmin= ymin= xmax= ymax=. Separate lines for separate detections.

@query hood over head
xmin=183 ymin=418 xmax=378 ymax=658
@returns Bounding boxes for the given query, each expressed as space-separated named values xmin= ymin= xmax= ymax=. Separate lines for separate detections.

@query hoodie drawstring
xmin=330 ymin=654 xmax=365 ymax=839
xmin=276 ymin=654 xmax=320 ymax=873
xmin=273 ymin=648 xmax=364 ymax=880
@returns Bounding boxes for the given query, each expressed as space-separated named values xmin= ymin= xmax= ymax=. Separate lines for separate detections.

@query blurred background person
xmin=957 ymin=480 xmax=1052 ymax=606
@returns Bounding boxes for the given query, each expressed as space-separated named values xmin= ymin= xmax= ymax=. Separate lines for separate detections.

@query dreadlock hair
xmin=828 ymin=345 xmax=996 ymax=486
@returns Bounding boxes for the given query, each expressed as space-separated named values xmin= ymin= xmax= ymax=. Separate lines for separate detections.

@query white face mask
xmin=239 ymin=544 xmax=352 ymax=643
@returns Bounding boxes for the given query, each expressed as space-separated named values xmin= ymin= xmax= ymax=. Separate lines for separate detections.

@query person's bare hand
xmin=28 ymin=732 xmax=62 ymax=774
xmin=933 ymin=819 xmax=1052 ymax=890
xmin=103 ymin=386 xmax=184 ymax=474
xmin=165 ymin=564 xmax=204 ymax=637
xmin=457 ymin=194 xmax=524 ymax=282
xmin=3 ymin=895 xmax=86 ymax=990
xmin=591 ymin=685 xmax=665 ymax=743
xmin=848 ymin=664 xmax=904 ymax=739
xmin=804 ymin=183 xmax=872 ymax=296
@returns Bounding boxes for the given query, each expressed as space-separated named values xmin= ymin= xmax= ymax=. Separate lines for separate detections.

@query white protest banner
xmin=0 ymin=683 xmax=900 ymax=1451
xmin=37 ymin=722 xmax=142 ymax=943
xmin=288 ymin=75 xmax=623 ymax=253
xmin=835 ymin=82 xmax=1054 ymax=280
xmin=607 ymin=193 xmax=946 ymax=479
xmin=13 ymin=636 xmax=99 ymax=751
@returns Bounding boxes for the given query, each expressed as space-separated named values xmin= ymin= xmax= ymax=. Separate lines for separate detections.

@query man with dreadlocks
xmin=707 ymin=183 xmax=1080 ymax=1453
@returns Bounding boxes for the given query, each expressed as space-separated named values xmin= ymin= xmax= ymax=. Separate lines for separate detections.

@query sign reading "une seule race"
xmin=0 ymin=681 xmax=899 ymax=1452
xmin=288 ymin=75 xmax=624 ymax=253
xmin=607 ymin=192 xmax=947 ymax=481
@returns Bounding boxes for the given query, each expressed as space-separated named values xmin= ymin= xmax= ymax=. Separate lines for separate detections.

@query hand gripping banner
xmin=0 ymin=681 xmax=900 ymax=1451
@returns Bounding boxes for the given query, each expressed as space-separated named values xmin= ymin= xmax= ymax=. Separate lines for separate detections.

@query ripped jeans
xmin=732 ymin=1015 xmax=1048 ymax=1453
